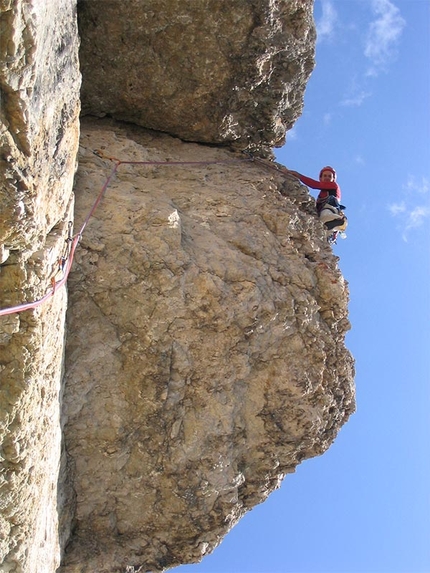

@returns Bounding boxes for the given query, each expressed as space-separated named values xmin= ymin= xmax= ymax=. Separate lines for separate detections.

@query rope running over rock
xmin=0 ymin=152 xmax=286 ymax=317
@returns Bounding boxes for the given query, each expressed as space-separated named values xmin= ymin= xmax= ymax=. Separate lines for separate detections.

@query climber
xmin=282 ymin=165 xmax=347 ymax=238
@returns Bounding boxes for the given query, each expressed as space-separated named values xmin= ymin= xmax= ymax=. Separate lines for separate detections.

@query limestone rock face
xmin=0 ymin=1 xmax=80 ymax=571
xmin=60 ymin=118 xmax=355 ymax=572
xmin=78 ymin=0 xmax=315 ymax=152
xmin=1 ymin=2 xmax=355 ymax=572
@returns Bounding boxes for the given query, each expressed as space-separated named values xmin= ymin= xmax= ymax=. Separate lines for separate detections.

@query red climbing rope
xmin=1 ymin=152 xmax=278 ymax=317
xmin=0 ymin=159 xmax=121 ymax=317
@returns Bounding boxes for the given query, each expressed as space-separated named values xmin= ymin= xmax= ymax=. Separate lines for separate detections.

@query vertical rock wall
xmin=0 ymin=1 xmax=81 ymax=571
xmin=0 ymin=1 xmax=356 ymax=572
xmin=59 ymin=118 xmax=355 ymax=572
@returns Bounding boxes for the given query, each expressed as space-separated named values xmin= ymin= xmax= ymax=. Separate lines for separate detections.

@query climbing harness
xmin=327 ymin=230 xmax=347 ymax=245
xmin=317 ymin=196 xmax=348 ymax=245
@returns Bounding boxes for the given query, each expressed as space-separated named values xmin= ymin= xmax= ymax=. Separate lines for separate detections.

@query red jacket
xmin=298 ymin=174 xmax=341 ymax=203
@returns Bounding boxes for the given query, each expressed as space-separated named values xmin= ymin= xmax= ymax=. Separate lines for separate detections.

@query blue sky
xmin=173 ymin=1 xmax=430 ymax=572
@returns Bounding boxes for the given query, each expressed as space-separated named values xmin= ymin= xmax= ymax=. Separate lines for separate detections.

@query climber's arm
xmin=282 ymin=170 xmax=323 ymax=189
xmin=282 ymin=169 xmax=302 ymax=179
xmin=280 ymin=169 xmax=341 ymax=199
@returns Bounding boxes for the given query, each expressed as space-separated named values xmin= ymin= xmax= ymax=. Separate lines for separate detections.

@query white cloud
xmin=388 ymin=201 xmax=406 ymax=215
xmin=388 ymin=175 xmax=430 ymax=241
xmin=406 ymin=206 xmax=430 ymax=229
xmin=323 ymin=112 xmax=333 ymax=125
xmin=401 ymin=206 xmax=430 ymax=241
xmin=364 ymin=0 xmax=406 ymax=75
xmin=340 ymin=74 xmax=373 ymax=107
xmin=316 ymin=0 xmax=338 ymax=43
xmin=341 ymin=89 xmax=372 ymax=107
xmin=403 ymin=175 xmax=429 ymax=195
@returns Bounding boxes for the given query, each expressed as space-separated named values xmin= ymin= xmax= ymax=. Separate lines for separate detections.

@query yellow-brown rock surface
xmin=59 ymin=118 xmax=354 ymax=572
xmin=78 ymin=0 xmax=315 ymax=152
xmin=0 ymin=1 xmax=81 ymax=571
xmin=0 ymin=2 xmax=356 ymax=572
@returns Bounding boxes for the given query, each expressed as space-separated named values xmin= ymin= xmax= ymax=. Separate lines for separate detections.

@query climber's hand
xmin=284 ymin=169 xmax=300 ymax=178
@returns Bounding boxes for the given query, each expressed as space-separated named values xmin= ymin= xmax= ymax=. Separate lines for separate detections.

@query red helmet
xmin=319 ymin=166 xmax=337 ymax=180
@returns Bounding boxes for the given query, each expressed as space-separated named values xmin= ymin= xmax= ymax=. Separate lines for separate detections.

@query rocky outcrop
xmin=60 ymin=118 xmax=355 ymax=572
xmin=0 ymin=1 xmax=80 ymax=571
xmin=78 ymin=0 xmax=315 ymax=152
xmin=0 ymin=1 xmax=356 ymax=572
